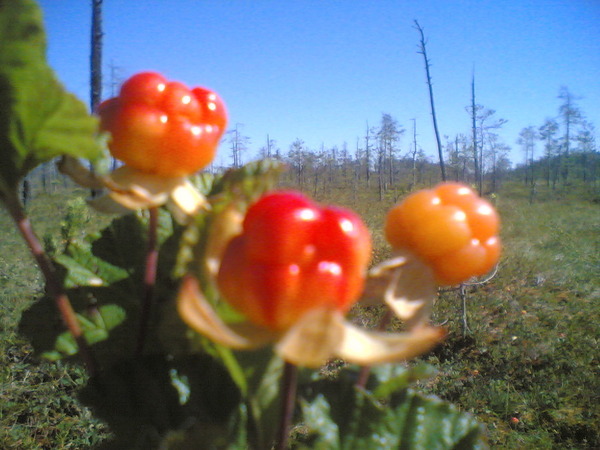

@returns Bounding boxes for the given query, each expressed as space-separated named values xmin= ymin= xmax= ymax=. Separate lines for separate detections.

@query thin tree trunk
xmin=414 ymin=20 xmax=446 ymax=182
xmin=471 ymin=76 xmax=481 ymax=194
xmin=411 ymin=118 xmax=417 ymax=189
xmin=365 ymin=122 xmax=371 ymax=188
xmin=90 ymin=0 xmax=103 ymax=197
xmin=90 ymin=0 xmax=103 ymax=113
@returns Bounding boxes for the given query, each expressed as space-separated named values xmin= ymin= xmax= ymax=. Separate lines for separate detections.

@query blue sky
xmin=39 ymin=0 xmax=600 ymax=166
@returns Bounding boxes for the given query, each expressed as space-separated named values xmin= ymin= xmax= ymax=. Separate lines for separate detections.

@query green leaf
xmin=190 ymin=158 xmax=285 ymax=200
xmin=54 ymin=242 xmax=129 ymax=288
xmin=300 ymin=395 xmax=340 ymax=449
xmin=40 ymin=304 xmax=126 ymax=361
xmin=99 ymin=303 xmax=127 ymax=330
xmin=79 ymin=355 xmax=242 ymax=449
xmin=0 ymin=0 xmax=101 ymax=198
xmin=237 ymin=348 xmax=284 ymax=448
xmin=298 ymin=367 xmax=488 ymax=449
xmin=372 ymin=362 xmax=438 ymax=399
xmin=19 ymin=211 xmax=181 ymax=366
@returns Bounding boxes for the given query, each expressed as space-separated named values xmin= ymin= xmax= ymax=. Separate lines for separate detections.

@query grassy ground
xmin=0 ymin=186 xmax=112 ymax=449
xmin=421 ymin=186 xmax=599 ymax=448
xmin=1 ymin=178 xmax=598 ymax=448
xmin=310 ymin=180 xmax=600 ymax=448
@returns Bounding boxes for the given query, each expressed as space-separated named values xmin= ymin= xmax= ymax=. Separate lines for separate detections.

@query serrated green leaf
xmin=372 ymin=362 xmax=438 ymax=399
xmin=55 ymin=244 xmax=129 ymax=289
xmin=300 ymin=395 xmax=340 ymax=449
xmin=236 ymin=348 xmax=284 ymax=448
xmin=0 ymin=0 xmax=102 ymax=198
xmin=189 ymin=171 xmax=216 ymax=196
xmin=208 ymin=158 xmax=285 ymax=199
xmin=99 ymin=304 xmax=127 ymax=330
xmin=53 ymin=332 xmax=78 ymax=357
xmin=80 ymin=355 xmax=241 ymax=449
xmin=299 ymin=368 xmax=488 ymax=449
xmin=39 ymin=304 xmax=127 ymax=361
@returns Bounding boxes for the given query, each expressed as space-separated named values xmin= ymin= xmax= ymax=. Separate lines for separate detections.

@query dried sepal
xmin=336 ymin=323 xmax=446 ymax=366
xmin=205 ymin=205 xmax=244 ymax=277
xmin=177 ymin=275 xmax=276 ymax=350
xmin=362 ymin=250 xmax=437 ymax=328
xmin=275 ymin=307 xmax=345 ymax=368
xmin=179 ymin=273 xmax=445 ymax=368
xmin=58 ymin=156 xmax=104 ymax=190
xmin=59 ymin=156 xmax=207 ymax=224
xmin=168 ymin=181 xmax=209 ymax=224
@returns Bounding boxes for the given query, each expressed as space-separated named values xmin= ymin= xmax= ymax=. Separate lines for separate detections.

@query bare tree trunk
xmin=378 ymin=152 xmax=384 ymax=201
xmin=365 ymin=122 xmax=371 ymax=187
xmin=414 ymin=20 xmax=446 ymax=182
xmin=411 ymin=118 xmax=417 ymax=189
xmin=471 ymin=76 xmax=481 ymax=195
xmin=41 ymin=162 xmax=48 ymax=193
xmin=90 ymin=0 xmax=103 ymax=113
xmin=90 ymin=0 xmax=103 ymax=197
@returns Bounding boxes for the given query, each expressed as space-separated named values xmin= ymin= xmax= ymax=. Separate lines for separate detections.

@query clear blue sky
xmin=38 ymin=0 xmax=600 ymax=166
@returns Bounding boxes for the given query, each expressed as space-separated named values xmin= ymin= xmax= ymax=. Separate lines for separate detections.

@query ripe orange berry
xmin=385 ymin=183 xmax=501 ymax=285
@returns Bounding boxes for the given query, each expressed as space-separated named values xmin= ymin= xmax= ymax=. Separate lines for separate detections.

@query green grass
xmin=1 ymin=186 xmax=112 ymax=449
xmin=1 ymin=178 xmax=598 ymax=448
xmin=419 ymin=185 xmax=599 ymax=448
xmin=311 ymin=180 xmax=599 ymax=448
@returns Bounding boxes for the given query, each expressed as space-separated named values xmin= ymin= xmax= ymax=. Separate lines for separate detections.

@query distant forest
xmin=21 ymin=85 xmax=597 ymax=205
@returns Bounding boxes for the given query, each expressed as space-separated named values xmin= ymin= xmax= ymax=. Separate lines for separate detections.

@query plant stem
xmin=356 ymin=309 xmax=393 ymax=389
xmin=5 ymin=193 xmax=97 ymax=375
xmin=136 ymin=206 xmax=159 ymax=354
xmin=275 ymin=361 xmax=298 ymax=450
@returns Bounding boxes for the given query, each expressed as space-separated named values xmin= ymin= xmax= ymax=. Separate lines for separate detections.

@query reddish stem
xmin=5 ymin=194 xmax=97 ymax=375
xmin=136 ymin=206 xmax=159 ymax=354
xmin=275 ymin=361 xmax=298 ymax=450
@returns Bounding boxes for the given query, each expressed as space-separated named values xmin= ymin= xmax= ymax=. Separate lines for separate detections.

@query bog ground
xmin=1 ymin=176 xmax=598 ymax=449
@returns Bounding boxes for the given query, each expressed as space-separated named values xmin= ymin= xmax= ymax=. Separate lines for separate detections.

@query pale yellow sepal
xmin=177 ymin=275 xmax=277 ymax=350
xmin=277 ymin=307 xmax=444 ymax=368
xmin=275 ymin=308 xmax=345 ymax=368
xmin=178 ymin=273 xmax=445 ymax=369
xmin=57 ymin=155 xmax=105 ymax=190
xmin=363 ymin=250 xmax=436 ymax=327
xmin=336 ymin=322 xmax=446 ymax=366
xmin=205 ymin=205 xmax=244 ymax=277
xmin=59 ymin=156 xmax=207 ymax=224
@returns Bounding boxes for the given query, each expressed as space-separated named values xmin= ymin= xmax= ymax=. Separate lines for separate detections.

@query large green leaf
xmin=79 ymin=355 xmax=242 ymax=449
xmin=19 ymin=211 xmax=184 ymax=367
xmin=298 ymin=366 xmax=488 ymax=449
xmin=0 ymin=0 xmax=101 ymax=198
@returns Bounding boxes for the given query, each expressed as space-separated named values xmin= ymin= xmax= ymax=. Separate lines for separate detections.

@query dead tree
xmin=90 ymin=0 xmax=103 ymax=197
xmin=90 ymin=0 xmax=103 ymax=113
xmin=414 ymin=20 xmax=446 ymax=182
xmin=471 ymin=75 xmax=481 ymax=194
